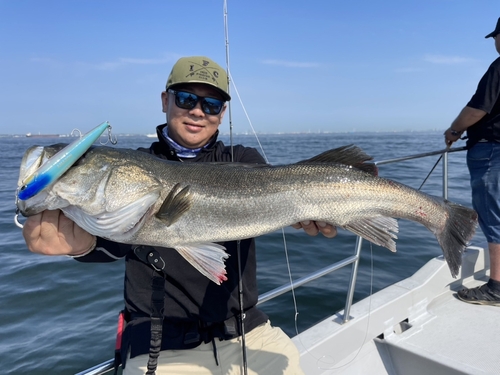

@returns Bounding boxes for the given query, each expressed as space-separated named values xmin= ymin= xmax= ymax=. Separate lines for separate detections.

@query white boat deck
xmin=293 ymin=246 xmax=500 ymax=375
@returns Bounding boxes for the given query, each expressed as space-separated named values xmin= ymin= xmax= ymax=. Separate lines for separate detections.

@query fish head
xmin=17 ymin=122 xmax=111 ymax=202
xmin=17 ymin=144 xmax=64 ymax=187
xmin=17 ymin=145 xmax=164 ymax=241
xmin=17 ymin=144 xmax=68 ymax=215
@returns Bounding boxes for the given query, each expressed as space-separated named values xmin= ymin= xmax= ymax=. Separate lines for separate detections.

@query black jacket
xmin=77 ymin=123 xmax=269 ymax=361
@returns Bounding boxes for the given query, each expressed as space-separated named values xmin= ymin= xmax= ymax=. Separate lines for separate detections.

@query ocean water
xmin=0 ymin=132 xmax=484 ymax=374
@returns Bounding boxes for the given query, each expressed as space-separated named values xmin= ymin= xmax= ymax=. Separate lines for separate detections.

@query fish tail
xmin=435 ymin=200 xmax=477 ymax=278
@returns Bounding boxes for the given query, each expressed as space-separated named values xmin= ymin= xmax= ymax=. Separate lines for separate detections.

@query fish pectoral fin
xmin=344 ymin=217 xmax=399 ymax=252
xmin=156 ymin=183 xmax=193 ymax=226
xmin=175 ymin=243 xmax=230 ymax=285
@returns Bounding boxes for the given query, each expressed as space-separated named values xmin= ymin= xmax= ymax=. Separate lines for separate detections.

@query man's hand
xmin=23 ymin=209 xmax=95 ymax=256
xmin=443 ymin=128 xmax=463 ymax=148
xmin=291 ymin=221 xmax=337 ymax=238
xmin=445 ymin=106 xmax=486 ymax=147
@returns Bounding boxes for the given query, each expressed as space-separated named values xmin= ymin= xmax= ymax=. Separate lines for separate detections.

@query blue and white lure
xmin=15 ymin=121 xmax=116 ymax=228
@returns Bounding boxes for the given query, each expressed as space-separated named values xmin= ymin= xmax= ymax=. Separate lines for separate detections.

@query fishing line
xmin=223 ymin=0 xmax=268 ymax=164
xmin=225 ymin=71 xmax=378 ymax=368
xmin=226 ymin=73 xmax=377 ymax=371
xmin=222 ymin=4 xmax=372 ymax=365
xmin=418 ymin=154 xmax=442 ymax=191
xmin=227 ymin=73 xmax=270 ymax=163
xmin=222 ymin=2 xmax=373 ymax=372
xmin=281 ymin=231 xmax=300 ymax=328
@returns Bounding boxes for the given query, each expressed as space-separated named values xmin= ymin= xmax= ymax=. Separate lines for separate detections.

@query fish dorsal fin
xmin=156 ymin=183 xmax=193 ymax=226
xmin=297 ymin=144 xmax=378 ymax=176
xmin=344 ymin=216 xmax=399 ymax=252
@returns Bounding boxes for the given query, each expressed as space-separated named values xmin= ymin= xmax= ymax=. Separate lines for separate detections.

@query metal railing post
xmin=443 ymin=151 xmax=449 ymax=199
xmin=342 ymin=236 xmax=363 ymax=323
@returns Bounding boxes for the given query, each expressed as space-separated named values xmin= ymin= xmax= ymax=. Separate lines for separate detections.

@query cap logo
xmin=185 ymin=59 xmax=221 ymax=86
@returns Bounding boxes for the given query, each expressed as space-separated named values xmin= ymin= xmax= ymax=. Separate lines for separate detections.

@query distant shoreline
xmin=0 ymin=129 xmax=447 ymax=138
xmin=25 ymin=133 xmax=61 ymax=138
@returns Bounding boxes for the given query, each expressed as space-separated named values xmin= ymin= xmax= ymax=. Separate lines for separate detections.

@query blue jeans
xmin=467 ymin=142 xmax=500 ymax=244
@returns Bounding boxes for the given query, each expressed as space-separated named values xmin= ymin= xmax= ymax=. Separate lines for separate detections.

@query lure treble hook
xmin=106 ymin=124 xmax=118 ymax=145
xmin=14 ymin=209 xmax=24 ymax=229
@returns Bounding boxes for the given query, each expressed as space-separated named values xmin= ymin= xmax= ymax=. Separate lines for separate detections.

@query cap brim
xmin=485 ymin=31 xmax=497 ymax=38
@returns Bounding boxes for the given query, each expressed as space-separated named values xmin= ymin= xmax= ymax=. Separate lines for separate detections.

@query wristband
xmin=450 ymin=129 xmax=462 ymax=136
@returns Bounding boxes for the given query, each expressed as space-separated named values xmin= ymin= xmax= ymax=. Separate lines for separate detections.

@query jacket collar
xmin=155 ymin=123 xmax=220 ymax=160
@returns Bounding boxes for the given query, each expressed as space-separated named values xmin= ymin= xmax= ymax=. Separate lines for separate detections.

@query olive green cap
xmin=166 ymin=56 xmax=230 ymax=101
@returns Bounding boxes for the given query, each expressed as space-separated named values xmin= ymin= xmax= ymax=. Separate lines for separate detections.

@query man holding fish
xmin=19 ymin=54 xmax=478 ymax=374
xmin=22 ymin=56 xmax=336 ymax=374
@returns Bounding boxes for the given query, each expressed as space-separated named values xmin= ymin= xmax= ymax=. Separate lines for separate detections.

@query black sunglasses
xmin=168 ymin=89 xmax=225 ymax=115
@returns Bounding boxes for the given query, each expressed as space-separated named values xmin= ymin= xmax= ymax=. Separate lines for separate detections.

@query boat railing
xmin=76 ymin=146 xmax=467 ymax=375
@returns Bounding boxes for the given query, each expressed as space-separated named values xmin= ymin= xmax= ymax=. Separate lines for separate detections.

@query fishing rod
xmin=223 ymin=2 xmax=249 ymax=374
xmin=223 ymin=0 xmax=234 ymax=162
xmin=222 ymin=3 xmax=469 ymax=373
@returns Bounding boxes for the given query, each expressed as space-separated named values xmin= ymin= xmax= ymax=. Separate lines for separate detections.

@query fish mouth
xmin=16 ymin=191 xmax=52 ymax=217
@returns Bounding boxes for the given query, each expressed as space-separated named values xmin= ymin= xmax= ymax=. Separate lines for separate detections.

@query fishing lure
xmin=16 ymin=121 xmax=114 ymax=201
xmin=14 ymin=121 xmax=116 ymax=229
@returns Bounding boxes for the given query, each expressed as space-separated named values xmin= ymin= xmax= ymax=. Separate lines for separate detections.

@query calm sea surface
xmin=0 ymin=132 xmax=485 ymax=374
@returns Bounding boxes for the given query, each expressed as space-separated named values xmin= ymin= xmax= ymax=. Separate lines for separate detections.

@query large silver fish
xmin=17 ymin=144 xmax=477 ymax=283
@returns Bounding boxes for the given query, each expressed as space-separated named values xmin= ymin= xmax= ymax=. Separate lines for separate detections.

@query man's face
xmin=161 ymin=83 xmax=227 ymax=148
xmin=495 ymin=34 xmax=500 ymax=55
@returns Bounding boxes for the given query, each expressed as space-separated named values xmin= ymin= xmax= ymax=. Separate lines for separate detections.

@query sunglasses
xmin=168 ymin=89 xmax=225 ymax=115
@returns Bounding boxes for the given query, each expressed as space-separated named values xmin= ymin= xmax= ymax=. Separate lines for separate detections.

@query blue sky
xmin=1 ymin=0 xmax=500 ymax=135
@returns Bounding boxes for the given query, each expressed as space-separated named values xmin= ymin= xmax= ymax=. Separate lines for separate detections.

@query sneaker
xmin=457 ymin=283 xmax=500 ymax=306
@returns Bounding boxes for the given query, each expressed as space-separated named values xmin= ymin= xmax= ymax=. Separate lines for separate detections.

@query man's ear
xmin=161 ymin=91 xmax=169 ymax=113
xmin=218 ymin=104 xmax=227 ymax=123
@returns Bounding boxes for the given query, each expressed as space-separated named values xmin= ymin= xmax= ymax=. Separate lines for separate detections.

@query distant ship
xmin=26 ymin=132 xmax=61 ymax=138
